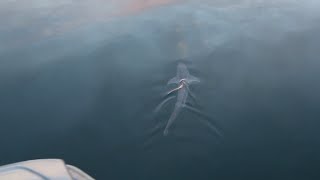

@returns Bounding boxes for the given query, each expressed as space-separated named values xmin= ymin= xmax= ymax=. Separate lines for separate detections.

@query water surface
xmin=1 ymin=1 xmax=320 ymax=179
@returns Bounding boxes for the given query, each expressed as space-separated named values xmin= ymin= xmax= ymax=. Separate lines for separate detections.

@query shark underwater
xmin=154 ymin=62 xmax=200 ymax=136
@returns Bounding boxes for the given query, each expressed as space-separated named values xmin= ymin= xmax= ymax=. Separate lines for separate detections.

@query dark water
xmin=1 ymin=1 xmax=320 ymax=179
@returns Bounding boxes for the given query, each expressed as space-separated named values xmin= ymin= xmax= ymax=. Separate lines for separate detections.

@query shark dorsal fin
xmin=167 ymin=75 xmax=200 ymax=85
xmin=167 ymin=62 xmax=200 ymax=85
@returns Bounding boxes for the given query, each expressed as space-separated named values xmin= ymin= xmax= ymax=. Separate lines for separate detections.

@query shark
xmin=154 ymin=62 xmax=200 ymax=136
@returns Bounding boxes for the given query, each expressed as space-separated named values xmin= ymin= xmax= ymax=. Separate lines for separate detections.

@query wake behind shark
xmin=154 ymin=62 xmax=200 ymax=136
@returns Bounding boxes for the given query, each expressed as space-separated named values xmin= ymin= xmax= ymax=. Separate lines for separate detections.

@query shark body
xmin=156 ymin=62 xmax=200 ymax=136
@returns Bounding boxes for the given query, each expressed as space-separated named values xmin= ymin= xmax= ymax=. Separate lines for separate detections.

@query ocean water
xmin=1 ymin=1 xmax=320 ymax=179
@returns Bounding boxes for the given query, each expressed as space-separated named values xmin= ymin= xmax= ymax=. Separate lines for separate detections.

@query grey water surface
xmin=1 ymin=1 xmax=320 ymax=179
